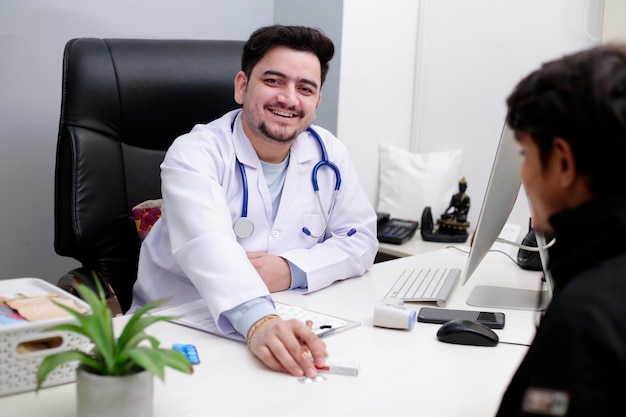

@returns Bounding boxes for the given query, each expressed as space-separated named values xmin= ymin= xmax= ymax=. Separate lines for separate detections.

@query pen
xmin=315 ymin=325 xmax=336 ymax=338
xmin=303 ymin=321 xmax=334 ymax=346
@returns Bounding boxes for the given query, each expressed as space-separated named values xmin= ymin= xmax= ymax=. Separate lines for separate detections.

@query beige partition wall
xmin=603 ymin=0 xmax=626 ymax=42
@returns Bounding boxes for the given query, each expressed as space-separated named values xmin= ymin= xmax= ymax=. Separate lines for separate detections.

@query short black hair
xmin=241 ymin=25 xmax=335 ymax=86
xmin=506 ymin=44 xmax=626 ymax=197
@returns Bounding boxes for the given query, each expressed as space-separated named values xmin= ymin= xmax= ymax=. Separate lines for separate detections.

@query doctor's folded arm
xmin=129 ymin=25 xmax=378 ymax=377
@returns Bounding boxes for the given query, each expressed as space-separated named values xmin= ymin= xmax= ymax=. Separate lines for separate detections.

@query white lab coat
xmin=131 ymin=110 xmax=378 ymax=335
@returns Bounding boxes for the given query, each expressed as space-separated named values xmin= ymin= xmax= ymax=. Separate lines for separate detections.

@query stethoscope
xmin=230 ymin=111 xmax=356 ymax=239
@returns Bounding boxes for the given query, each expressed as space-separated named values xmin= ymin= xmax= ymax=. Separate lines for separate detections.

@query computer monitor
xmin=462 ymin=123 xmax=553 ymax=311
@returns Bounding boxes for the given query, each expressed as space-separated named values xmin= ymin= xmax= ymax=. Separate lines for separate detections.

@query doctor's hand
xmin=247 ymin=316 xmax=328 ymax=378
xmin=246 ymin=251 xmax=291 ymax=292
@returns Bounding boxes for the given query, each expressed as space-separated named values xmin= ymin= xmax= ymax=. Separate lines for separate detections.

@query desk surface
xmin=2 ymin=248 xmax=541 ymax=417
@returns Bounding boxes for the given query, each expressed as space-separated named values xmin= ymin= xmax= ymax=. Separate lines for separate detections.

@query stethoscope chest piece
xmin=233 ymin=217 xmax=254 ymax=239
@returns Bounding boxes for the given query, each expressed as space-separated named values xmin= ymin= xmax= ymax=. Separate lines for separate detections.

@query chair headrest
xmin=61 ymin=38 xmax=244 ymax=151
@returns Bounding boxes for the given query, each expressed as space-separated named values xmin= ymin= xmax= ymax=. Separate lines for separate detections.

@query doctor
xmin=130 ymin=25 xmax=378 ymax=378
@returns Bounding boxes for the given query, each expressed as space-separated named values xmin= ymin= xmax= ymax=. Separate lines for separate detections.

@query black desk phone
xmin=376 ymin=212 xmax=419 ymax=244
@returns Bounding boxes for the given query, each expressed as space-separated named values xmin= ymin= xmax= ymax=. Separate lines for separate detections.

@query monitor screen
xmin=462 ymin=123 xmax=552 ymax=311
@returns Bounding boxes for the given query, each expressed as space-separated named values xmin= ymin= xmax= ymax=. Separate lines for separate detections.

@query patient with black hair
xmin=496 ymin=44 xmax=626 ymax=416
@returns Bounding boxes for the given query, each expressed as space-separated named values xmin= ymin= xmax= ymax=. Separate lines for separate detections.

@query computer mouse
xmin=436 ymin=319 xmax=499 ymax=347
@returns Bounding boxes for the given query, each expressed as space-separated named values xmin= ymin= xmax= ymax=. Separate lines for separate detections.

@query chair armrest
xmin=57 ymin=268 xmax=123 ymax=317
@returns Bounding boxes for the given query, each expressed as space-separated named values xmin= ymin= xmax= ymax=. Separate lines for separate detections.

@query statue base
xmin=421 ymin=229 xmax=469 ymax=243
xmin=420 ymin=207 xmax=469 ymax=243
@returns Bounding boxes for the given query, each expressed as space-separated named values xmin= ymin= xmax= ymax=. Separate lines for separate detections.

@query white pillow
xmin=377 ymin=143 xmax=463 ymax=222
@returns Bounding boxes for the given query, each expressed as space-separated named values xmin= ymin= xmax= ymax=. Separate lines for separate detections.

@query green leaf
xmin=44 ymin=322 xmax=92 ymax=339
xmin=117 ymin=315 xmax=172 ymax=350
xmin=73 ymin=283 xmax=116 ymax=372
xmin=158 ymin=348 xmax=194 ymax=375
xmin=123 ymin=332 xmax=161 ymax=352
xmin=46 ymin=282 xmax=116 ymax=373
xmin=116 ymin=299 xmax=172 ymax=349
xmin=36 ymin=350 xmax=100 ymax=390
xmin=126 ymin=347 xmax=193 ymax=381
xmin=125 ymin=348 xmax=166 ymax=380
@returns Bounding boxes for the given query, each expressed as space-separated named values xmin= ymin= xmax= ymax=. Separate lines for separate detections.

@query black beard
xmin=259 ymin=122 xmax=298 ymax=144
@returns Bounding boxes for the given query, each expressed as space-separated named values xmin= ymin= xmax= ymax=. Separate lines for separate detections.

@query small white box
xmin=0 ymin=277 xmax=91 ymax=396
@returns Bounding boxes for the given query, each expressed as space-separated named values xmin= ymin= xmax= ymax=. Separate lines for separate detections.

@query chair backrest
xmin=55 ymin=38 xmax=244 ymax=311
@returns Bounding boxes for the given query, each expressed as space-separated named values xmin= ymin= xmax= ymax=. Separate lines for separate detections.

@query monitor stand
xmin=466 ymin=286 xmax=550 ymax=311
xmin=467 ymin=224 xmax=554 ymax=312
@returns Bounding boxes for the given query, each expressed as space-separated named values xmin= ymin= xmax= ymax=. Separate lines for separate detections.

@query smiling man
xmin=130 ymin=25 xmax=378 ymax=377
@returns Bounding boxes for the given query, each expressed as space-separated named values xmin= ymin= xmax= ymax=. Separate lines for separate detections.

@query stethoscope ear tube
xmin=311 ymin=160 xmax=341 ymax=192
xmin=234 ymin=157 xmax=254 ymax=238
xmin=237 ymin=158 xmax=249 ymax=218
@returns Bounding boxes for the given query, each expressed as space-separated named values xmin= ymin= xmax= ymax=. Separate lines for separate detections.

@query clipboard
xmin=149 ymin=298 xmax=360 ymax=343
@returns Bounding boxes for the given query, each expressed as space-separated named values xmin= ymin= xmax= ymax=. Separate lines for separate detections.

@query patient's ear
xmin=551 ymin=137 xmax=593 ymax=203
xmin=551 ymin=137 xmax=577 ymax=187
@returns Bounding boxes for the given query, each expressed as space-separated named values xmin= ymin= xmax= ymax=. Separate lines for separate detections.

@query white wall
xmin=338 ymin=0 xmax=420 ymax=204
xmin=338 ymin=0 xmax=603 ymax=237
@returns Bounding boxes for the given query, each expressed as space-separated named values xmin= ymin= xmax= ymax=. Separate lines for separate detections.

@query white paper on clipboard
xmin=149 ymin=298 xmax=360 ymax=343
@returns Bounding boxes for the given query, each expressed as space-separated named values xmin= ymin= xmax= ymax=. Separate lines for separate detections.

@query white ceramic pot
xmin=76 ymin=368 xmax=154 ymax=417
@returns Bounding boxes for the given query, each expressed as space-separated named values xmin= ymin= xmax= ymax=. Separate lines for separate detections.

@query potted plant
xmin=36 ymin=279 xmax=193 ymax=417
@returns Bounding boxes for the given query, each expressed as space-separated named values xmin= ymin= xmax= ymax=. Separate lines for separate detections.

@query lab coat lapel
xmin=231 ymin=121 xmax=272 ymax=220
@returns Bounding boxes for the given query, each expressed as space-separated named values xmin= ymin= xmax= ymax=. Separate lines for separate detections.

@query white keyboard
xmin=384 ymin=267 xmax=461 ymax=307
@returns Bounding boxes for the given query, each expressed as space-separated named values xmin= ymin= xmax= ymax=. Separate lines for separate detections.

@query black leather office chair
xmin=54 ymin=38 xmax=244 ymax=314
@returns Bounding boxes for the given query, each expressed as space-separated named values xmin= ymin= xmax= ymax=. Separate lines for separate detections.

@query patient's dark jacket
xmin=496 ymin=194 xmax=626 ymax=417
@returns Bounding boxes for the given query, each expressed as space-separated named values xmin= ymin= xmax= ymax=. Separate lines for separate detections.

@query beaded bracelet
xmin=246 ymin=314 xmax=280 ymax=349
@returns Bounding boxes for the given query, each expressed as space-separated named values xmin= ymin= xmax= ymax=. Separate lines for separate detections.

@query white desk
xmin=2 ymin=248 xmax=542 ymax=417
